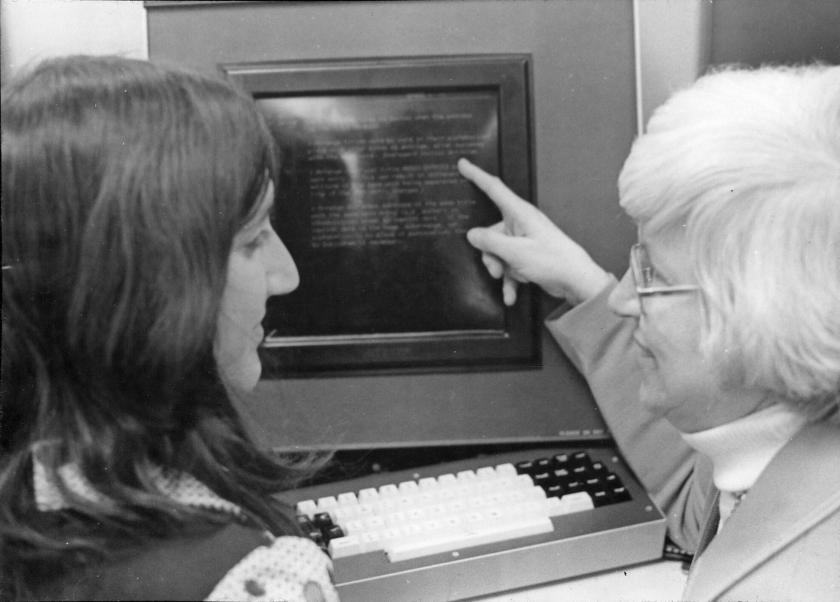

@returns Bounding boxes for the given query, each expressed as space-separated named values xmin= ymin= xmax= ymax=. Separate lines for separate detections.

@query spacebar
xmin=385 ymin=516 xmax=554 ymax=562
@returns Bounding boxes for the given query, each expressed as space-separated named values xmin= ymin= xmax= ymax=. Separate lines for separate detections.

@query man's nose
xmin=607 ymin=268 xmax=641 ymax=318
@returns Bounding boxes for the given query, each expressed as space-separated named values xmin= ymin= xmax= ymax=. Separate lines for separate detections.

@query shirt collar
xmin=680 ymin=403 xmax=807 ymax=493
xmin=32 ymin=444 xmax=241 ymax=516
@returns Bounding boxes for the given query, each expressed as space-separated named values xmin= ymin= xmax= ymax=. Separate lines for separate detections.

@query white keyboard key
xmin=444 ymin=514 xmax=463 ymax=529
xmin=337 ymin=492 xmax=358 ymax=506
xmin=385 ymin=510 xmax=408 ymax=527
xmin=436 ymin=487 xmax=458 ymax=502
xmin=495 ymin=463 xmax=517 ymax=477
xmin=455 ymin=482 xmax=478 ymax=498
xmin=464 ymin=510 xmax=485 ymax=523
xmin=343 ymin=519 xmax=365 ymax=535
xmin=297 ymin=499 xmax=317 ymax=516
xmin=394 ymin=495 xmax=416 ymax=510
xmin=379 ymin=484 xmax=399 ymax=497
xmin=494 ymin=476 xmax=517 ymax=491
xmin=547 ymin=491 xmax=594 ymax=516
xmin=364 ymin=516 xmax=386 ymax=530
xmin=527 ymin=487 xmax=548 ymax=501
xmin=476 ymin=466 xmax=496 ymax=479
xmin=456 ymin=469 xmax=477 ymax=481
xmin=329 ymin=535 xmax=361 ymax=558
xmin=375 ymin=498 xmax=398 ymax=515
xmin=404 ymin=523 xmax=424 ymax=537
xmin=317 ymin=496 xmax=338 ymax=511
xmin=437 ymin=473 xmax=457 ymax=488
xmin=418 ymin=476 xmax=438 ymax=489
xmin=334 ymin=506 xmax=358 ymax=522
xmin=474 ymin=480 xmax=498 ymax=494
xmin=359 ymin=531 xmax=384 ymax=553
xmin=522 ymin=499 xmax=549 ymax=515
xmin=407 ymin=507 xmax=427 ymax=521
xmin=427 ymin=503 xmax=447 ymax=517
xmin=398 ymin=480 xmax=419 ymax=494
xmin=514 ymin=474 xmax=534 ymax=488
xmin=446 ymin=499 xmax=468 ymax=515
xmin=386 ymin=515 xmax=553 ymax=562
xmin=379 ymin=526 xmax=403 ymax=546
xmin=471 ymin=496 xmax=492 ymax=509
xmin=358 ymin=487 xmax=379 ymax=503
xmin=356 ymin=503 xmax=375 ymax=517
xmin=487 ymin=493 xmax=505 ymax=507
xmin=421 ymin=518 xmax=443 ymax=533
xmin=416 ymin=492 xmax=437 ymax=507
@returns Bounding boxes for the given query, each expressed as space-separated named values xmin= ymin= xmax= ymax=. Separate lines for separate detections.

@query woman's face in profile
xmin=607 ymin=229 xmax=766 ymax=433
xmin=214 ymin=181 xmax=299 ymax=391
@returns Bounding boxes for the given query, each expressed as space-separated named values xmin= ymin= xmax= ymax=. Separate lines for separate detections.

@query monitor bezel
xmin=222 ymin=55 xmax=539 ymax=376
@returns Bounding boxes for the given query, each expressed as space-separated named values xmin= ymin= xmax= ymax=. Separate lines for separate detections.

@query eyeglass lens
xmin=631 ymin=244 xmax=656 ymax=289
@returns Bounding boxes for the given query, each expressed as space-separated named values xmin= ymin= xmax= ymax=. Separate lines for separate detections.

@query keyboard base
xmin=282 ymin=446 xmax=666 ymax=602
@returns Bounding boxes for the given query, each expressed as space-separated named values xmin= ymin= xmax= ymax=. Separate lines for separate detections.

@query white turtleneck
xmin=681 ymin=403 xmax=807 ymax=529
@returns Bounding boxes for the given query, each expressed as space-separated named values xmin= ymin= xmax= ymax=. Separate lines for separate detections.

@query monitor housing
xmin=148 ymin=0 xmax=640 ymax=450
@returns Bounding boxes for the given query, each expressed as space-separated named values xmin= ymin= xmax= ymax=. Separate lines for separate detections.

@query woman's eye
xmin=244 ymin=231 xmax=269 ymax=253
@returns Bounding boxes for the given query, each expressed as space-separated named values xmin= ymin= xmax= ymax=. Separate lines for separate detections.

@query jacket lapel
xmin=685 ymin=422 xmax=840 ymax=601
xmin=692 ymin=489 xmax=720 ymax=559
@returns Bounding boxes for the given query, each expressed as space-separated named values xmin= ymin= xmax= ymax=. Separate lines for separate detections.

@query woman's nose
xmin=607 ymin=268 xmax=641 ymax=318
xmin=265 ymin=231 xmax=300 ymax=296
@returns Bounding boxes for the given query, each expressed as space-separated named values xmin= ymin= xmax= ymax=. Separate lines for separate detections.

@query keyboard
xmin=281 ymin=446 xmax=666 ymax=601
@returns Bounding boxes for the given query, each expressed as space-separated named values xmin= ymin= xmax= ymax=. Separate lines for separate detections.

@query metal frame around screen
xmin=222 ymin=55 xmax=539 ymax=376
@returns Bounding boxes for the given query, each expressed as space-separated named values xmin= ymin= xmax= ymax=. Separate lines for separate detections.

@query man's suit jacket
xmin=547 ymin=284 xmax=840 ymax=601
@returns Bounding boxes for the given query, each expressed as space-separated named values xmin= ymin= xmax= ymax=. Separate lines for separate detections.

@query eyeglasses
xmin=629 ymin=243 xmax=700 ymax=313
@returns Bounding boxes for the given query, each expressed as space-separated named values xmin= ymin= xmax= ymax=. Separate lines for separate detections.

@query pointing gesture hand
xmin=458 ymin=158 xmax=612 ymax=306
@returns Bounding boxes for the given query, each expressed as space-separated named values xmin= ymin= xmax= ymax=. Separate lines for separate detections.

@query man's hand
xmin=458 ymin=158 xmax=612 ymax=306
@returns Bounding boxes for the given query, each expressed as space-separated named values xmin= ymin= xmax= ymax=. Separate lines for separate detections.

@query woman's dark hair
xmin=1 ymin=56 xmax=321 ymax=599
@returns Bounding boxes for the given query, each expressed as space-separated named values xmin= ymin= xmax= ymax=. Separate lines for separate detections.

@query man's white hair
xmin=619 ymin=64 xmax=840 ymax=421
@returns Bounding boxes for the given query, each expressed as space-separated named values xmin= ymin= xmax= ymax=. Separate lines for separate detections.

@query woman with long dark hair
xmin=1 ymin=55 xmax=336 ymax=601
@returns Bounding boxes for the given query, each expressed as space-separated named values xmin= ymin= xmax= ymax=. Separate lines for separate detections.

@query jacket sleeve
xmin=545 ymin=282 xmax=713 ymax=552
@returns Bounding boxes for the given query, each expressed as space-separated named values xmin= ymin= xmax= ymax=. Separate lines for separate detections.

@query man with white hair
xmin=460 ymin=63 xmax=840 ymax=600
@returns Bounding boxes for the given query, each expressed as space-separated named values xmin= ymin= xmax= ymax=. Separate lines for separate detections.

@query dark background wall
xmin=709 ymin=0 xmax=840 ymax=67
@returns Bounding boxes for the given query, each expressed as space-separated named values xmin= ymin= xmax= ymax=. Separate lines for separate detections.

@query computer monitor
xmin=224 ymin=56 xmax=539 ymax=375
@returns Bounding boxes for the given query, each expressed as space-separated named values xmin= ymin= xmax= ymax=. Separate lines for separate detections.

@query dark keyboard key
xmin=566 ymin=480 xmax=585 ymax=494
xmin=611 ymin=486 xmax=631 ymax=502
xmin=325 ymin=525 xmax=345 ymax=541
xmin=553 ymin=468 xmax=570 ymax=481
xmin=604 ymin=473 xmax=621 ymax=486
xmin=591 ymin=489 xmax=611 ymax=507
xmin=553 ymin=453 xmax=571 ymax=466
xmin=532 ymin=471 xmax=553 ymax=486
xmin=307 ymin=529 xmax=325 ymax=546
xmin=591 ymin=461 xmax=607 ymax=474
xmin=572 ymin=451 xmax=590 ymax=465
xmin=585 ymin=477 xmax=602 ymax=489
xmin=535 ymin=458 xmax=553 ymax=472
xmin=572 ymin=465 xmax=589 ymax=476
xmin=297 ymin=515 xmax=315 ymax=531
xmin=515 ymin=460 xmax=536 ymax=475
xmin=546 ymin=484 xmax=565 ymax=498
xmin=313 ymin=512 xmax=334 ymax=529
